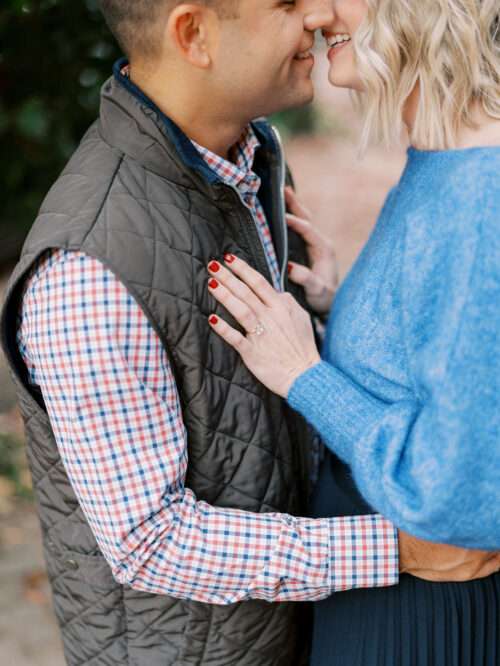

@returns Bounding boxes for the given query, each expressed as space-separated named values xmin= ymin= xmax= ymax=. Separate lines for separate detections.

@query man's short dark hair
xmin=99 ymin=1 xmax=238 ymax=61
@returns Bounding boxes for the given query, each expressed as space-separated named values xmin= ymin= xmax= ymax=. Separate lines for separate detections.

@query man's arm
xmin=18 ymin=248 xmax=399 ymax=604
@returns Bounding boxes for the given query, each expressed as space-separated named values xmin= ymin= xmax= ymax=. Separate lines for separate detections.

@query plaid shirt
xmin=17 ymin=130 xmax=399 ymax=604
xmin=192 ymin=127 xmax=281 ymax=290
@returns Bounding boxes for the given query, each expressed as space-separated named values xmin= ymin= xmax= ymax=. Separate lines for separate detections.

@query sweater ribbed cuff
xmin=287 ymin=361 xmax=386 ymax=464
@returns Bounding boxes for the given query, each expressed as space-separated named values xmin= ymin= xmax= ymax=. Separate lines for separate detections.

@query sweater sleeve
xmin=288 ymin=186 xmax=500 ymax=551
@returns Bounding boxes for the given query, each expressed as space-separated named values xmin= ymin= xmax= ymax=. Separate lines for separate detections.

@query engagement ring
xmin=249 ymin=322 xmax=266 ymax=337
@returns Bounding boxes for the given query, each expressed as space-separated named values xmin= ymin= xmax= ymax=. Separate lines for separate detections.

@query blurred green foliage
xmin=0 ymin=0 xmax=319 ymax=267
xmin=0 ymin=432 xmax=33 ymax=499
xmin=0 ymin=0 xmax=120 ymax=265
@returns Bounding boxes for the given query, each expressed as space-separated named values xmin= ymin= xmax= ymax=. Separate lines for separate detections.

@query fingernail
xmin=209 ymin=315 xmax=218 ymax=325
xmin=288 ymin=262 xmax=293 ymax=274
xmin=224 ymin=253 xmax=236 ymax=264
xmin=208 ymin=261 xmax=221 ymax=272
xmin=208 ymin=278 xmax=219 ymax=289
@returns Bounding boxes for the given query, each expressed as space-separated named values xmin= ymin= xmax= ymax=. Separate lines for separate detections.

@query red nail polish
xmin=208 ymin=261 xmax=220 ymax=272
xmin=209 ymin=315 xmax=218 ymax=325
xmin=208 ymin=278 xmax=219 ymax=289
xmin=224 ymin=253 xmax=236 ymax=264
xmin=288 ymin=262 xmax=293 ymax=274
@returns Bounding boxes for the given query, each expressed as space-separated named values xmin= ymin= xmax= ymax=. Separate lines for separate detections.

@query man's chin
xmin=263 ymin=85 xmax=315 ymax=117
xmin=289 ymin=77 xmax=315 ymax=105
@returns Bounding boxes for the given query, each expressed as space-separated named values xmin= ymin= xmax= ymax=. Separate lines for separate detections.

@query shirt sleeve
xmin=288 ymin=197 xmax=500 ymax=550
xmin=18 ymin=249 xmax=398 ymax=604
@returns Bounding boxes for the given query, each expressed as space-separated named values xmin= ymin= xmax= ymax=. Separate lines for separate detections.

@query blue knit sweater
xmin=288 ymin=146 xmax=500 ymax=550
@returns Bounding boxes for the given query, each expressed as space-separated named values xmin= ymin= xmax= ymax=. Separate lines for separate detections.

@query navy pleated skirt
xmin=310 ymin=453 xmax=500 ymax=666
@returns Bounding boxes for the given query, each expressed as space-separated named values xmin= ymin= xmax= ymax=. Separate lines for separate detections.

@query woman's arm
xmin=207 ymin=216 xmax=500 ymax=549
xmin=292 ymin=200 xmax=500 ymax=548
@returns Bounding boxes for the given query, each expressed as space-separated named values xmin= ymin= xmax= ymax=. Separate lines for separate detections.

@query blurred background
xmin=0 ymin=1 xmax=406 ymax=663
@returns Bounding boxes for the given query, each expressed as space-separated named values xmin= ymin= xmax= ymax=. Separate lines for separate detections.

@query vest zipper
xmin=224 ymin=181 xmax=311 ymax=505
xmin=222 ymin=125 xmax=288 ymax=293
xmin=268 ymin=125 xmax=289 ymax=293
xmin=226 ymin=184 xmax=277 ymax=288
xmin=268 ymin=126 xmax=312 ymax=504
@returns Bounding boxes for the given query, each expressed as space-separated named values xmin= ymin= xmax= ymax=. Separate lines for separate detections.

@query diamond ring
xmin=249 ymin=322 xmax=266 ymax=337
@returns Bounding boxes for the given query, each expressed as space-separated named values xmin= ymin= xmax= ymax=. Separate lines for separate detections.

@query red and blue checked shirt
xmin=17 ymin=129 xmax=399 ymax=604
xmin=192 ymin=127 xmax=282 ymax=290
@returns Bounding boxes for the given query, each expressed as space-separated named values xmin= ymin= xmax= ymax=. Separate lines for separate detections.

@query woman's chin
xmin=327 ymin=73 xmax=354 ymax=91
xmin=327 ymin=70 xmax=363 ymax=93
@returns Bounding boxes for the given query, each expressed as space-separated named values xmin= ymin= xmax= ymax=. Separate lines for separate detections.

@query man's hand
xmin=398 ymin=530 xmax=500 ymax=582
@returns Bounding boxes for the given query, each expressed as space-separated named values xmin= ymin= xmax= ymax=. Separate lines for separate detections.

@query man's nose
xmin=304 ymin=0 xmax=334 ymax=32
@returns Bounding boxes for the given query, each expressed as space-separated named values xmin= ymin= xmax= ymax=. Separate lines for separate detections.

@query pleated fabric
xmin=310 ymin=454 xmax=500 ymax=666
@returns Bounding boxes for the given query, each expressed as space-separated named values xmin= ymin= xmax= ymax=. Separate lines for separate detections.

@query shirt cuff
xmin=328 ymin=514 xmax=399 ymax=592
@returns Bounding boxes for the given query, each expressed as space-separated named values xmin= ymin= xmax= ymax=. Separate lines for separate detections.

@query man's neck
xmin=130 ymin=66 xmax=248 ymax=160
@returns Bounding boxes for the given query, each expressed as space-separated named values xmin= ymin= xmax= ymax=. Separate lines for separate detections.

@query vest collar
xmin=111 ymin=58 xmax=278 ymax=188
xmin=113 ymin=58 xmax=219 ymax=184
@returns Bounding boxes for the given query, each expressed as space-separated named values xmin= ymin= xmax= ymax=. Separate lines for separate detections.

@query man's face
xmin=210 ymin=0 xmax=332 ymax=119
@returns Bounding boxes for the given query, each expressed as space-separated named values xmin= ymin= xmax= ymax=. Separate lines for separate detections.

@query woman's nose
xmin=304 ymin=0 xmax=335 ymax=32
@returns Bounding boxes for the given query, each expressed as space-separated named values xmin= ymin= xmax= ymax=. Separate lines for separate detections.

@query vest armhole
xmin=2 ymin=270 xmax=48 ymax=413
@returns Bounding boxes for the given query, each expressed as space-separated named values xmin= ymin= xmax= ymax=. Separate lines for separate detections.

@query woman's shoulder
xmin=400 ymin=146 xmax=499 ymax=239
xmin=441 ymin=145 xmax=500 ymax=194
xmin=407 ymin=144 xmax=499 ymax=191
xmin=397 ymin=146 xmax=498 ymax=292
xmin=396 ymin=148 xmax=499 ymax=351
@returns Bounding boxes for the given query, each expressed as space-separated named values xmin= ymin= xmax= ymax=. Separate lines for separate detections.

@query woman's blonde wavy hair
xmin=353 ymin=0 xmax=500 ymax=150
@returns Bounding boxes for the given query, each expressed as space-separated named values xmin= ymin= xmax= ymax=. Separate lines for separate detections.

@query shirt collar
xmin=191 ymin=126 xmax=262 ymax=196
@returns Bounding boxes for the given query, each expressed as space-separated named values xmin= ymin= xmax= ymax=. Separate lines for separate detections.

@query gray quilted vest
xmin=1 ymin=65 xmax=317 ymax=665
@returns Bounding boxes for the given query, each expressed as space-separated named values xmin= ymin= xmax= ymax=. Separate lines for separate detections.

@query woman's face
xmin=323 ymin=0 xmax=368 ymax=92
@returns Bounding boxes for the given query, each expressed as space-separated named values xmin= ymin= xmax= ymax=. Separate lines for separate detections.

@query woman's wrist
xmin=286 ymin=360 xmax=388 ymax=463
xmin=285 ymin=356 xmax=323 ymax=399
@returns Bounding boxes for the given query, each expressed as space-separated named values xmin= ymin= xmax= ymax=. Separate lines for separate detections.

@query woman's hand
xmin=285 ymin=186 xmax=339 ymax=315
xmin=207 ymin=255 xmax=321 ymax=398
xmin=399 ymin=530 xmax=500 ymax=582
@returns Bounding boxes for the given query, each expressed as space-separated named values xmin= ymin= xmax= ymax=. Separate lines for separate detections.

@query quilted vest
xmin=0 ymin=67 xmax=318 ymax=665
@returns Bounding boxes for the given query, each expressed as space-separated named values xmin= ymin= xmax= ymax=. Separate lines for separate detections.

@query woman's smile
xmin=324 ymin=31 xmax=352 ymax=59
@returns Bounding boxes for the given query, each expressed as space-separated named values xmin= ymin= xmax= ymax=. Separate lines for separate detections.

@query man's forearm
xmin=110 ymin=489 xmax=399 ymax=603
xmin=19 ymin=248 xmax=399 ymax=604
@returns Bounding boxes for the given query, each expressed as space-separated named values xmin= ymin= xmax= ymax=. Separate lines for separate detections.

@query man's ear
xmin=167 ymin=4 xmax=217 ymax=68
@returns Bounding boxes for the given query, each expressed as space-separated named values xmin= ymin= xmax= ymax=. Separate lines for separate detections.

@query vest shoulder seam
xmin=80 ymin=153 xmax=125 ymax=248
